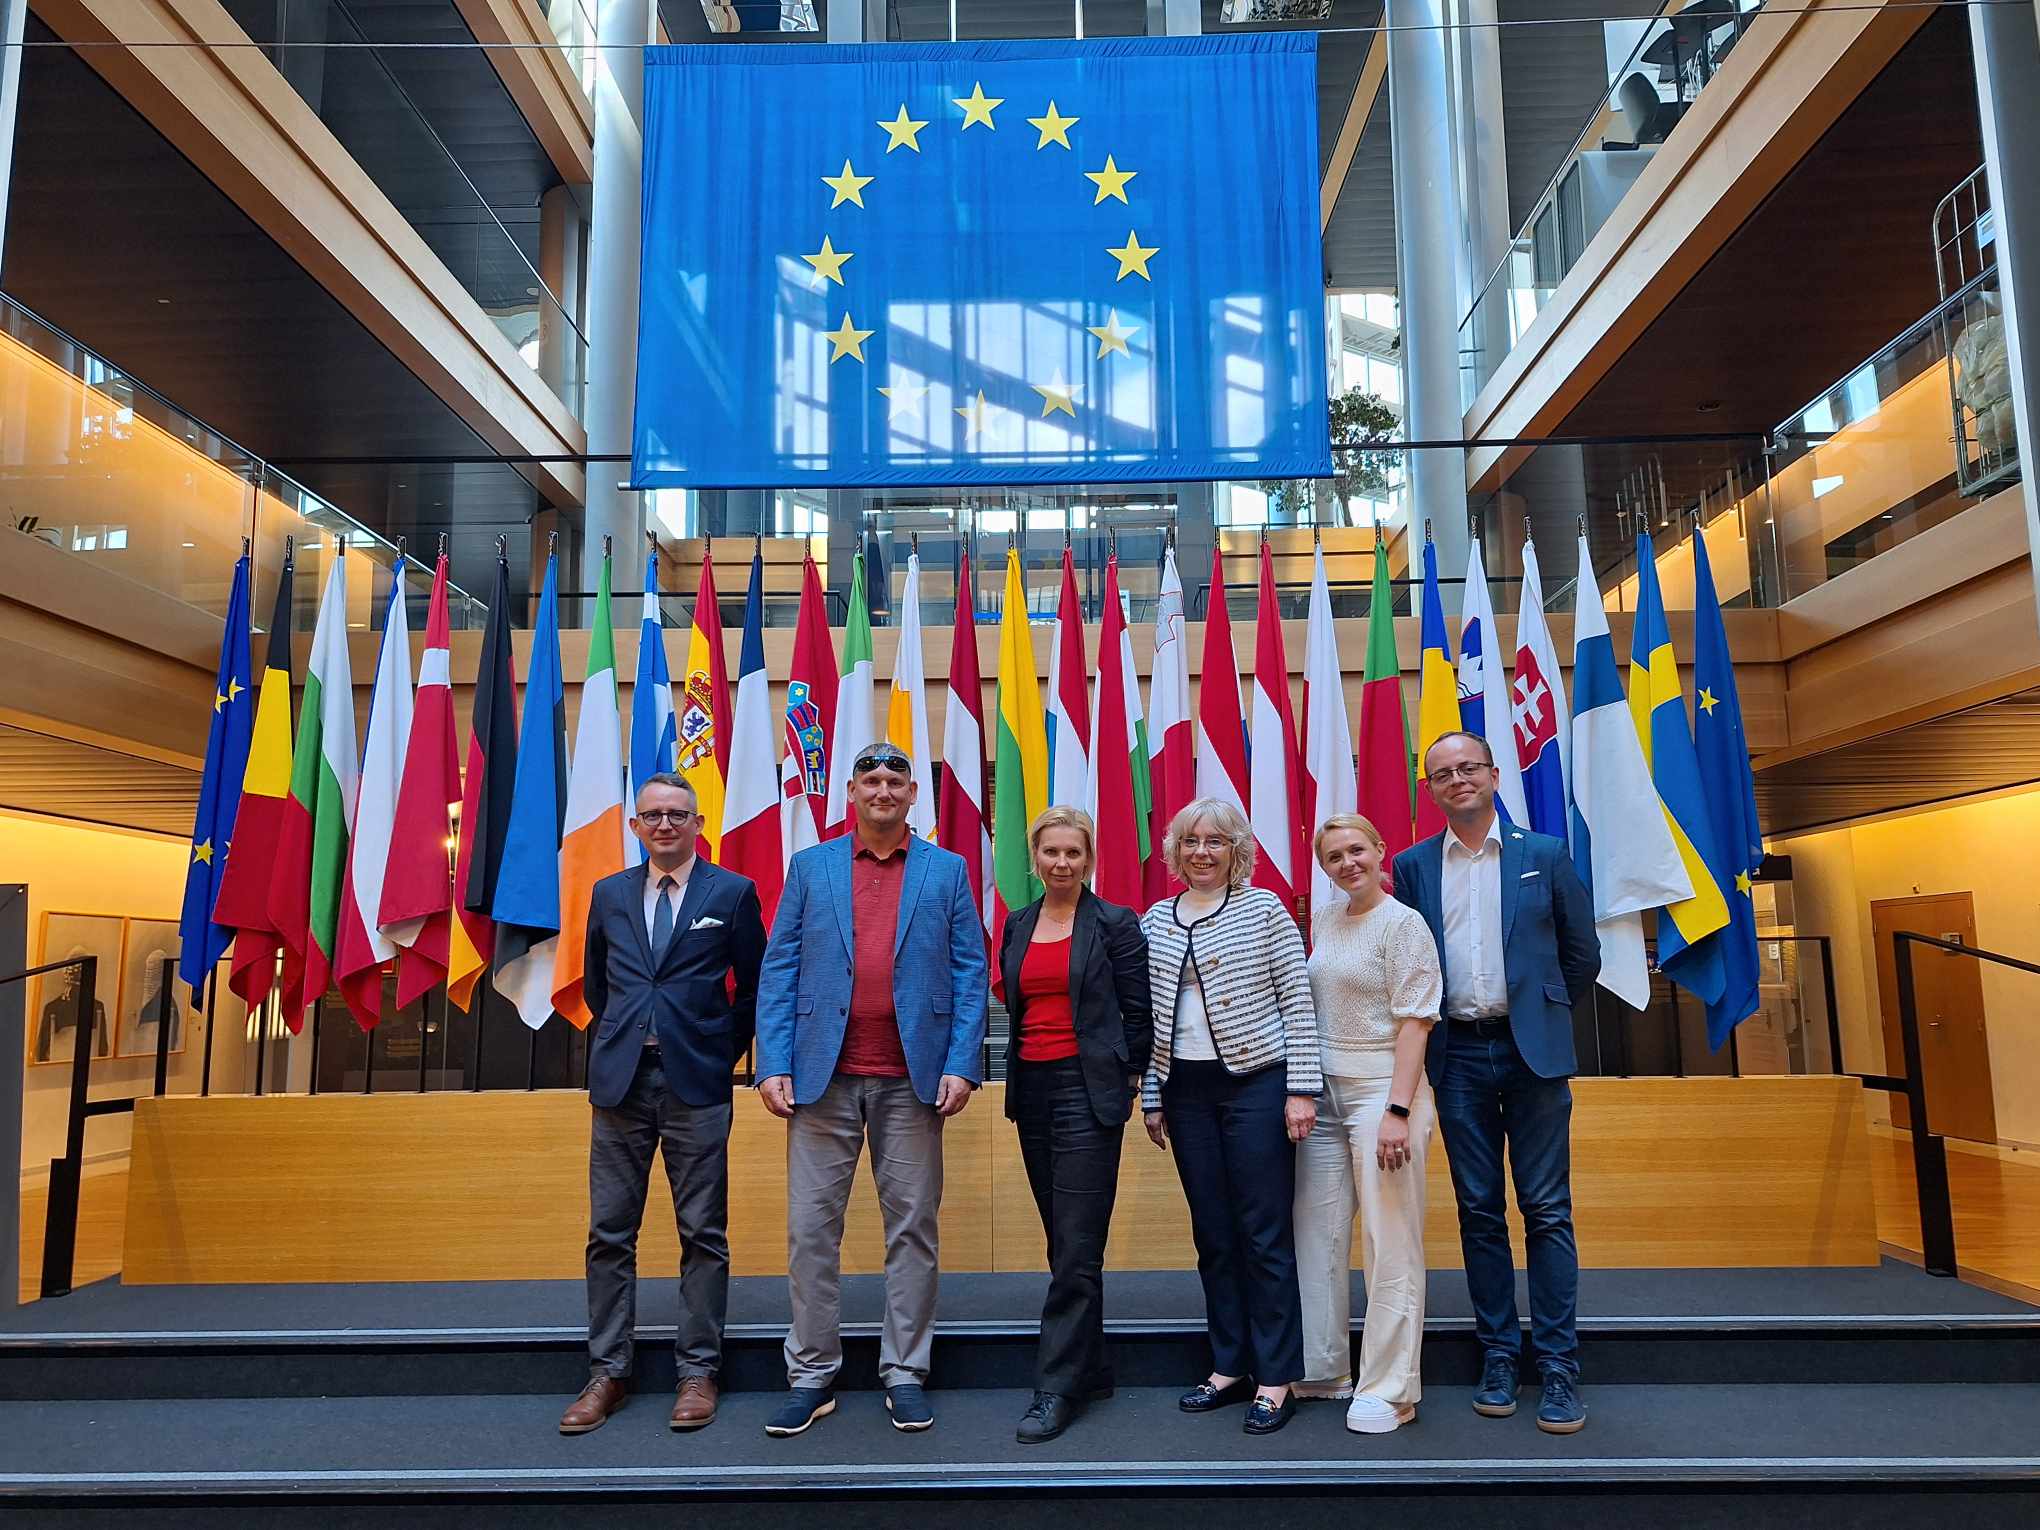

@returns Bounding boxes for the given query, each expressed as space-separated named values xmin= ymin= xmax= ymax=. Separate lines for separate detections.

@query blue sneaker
xmin=1472 ymin=1352 xmax=1519 ymax=1418
xmin=763 ymin=1387 xmax=835 ymax=1437
xmin=885 ymin=1382 xmax=935 ymax=1431
xmin=1536 ymin=1369 xmax=1586 ymax=1435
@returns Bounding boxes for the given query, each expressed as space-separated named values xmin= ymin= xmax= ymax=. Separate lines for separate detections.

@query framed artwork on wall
xmin=117 ymin=918 xmax=190 ymax=1059
xmin=28 ymin=911 xmax=121 ymax=1067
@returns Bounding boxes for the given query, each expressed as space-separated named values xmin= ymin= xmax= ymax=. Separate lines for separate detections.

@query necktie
xmin=652 ymin=875 xmax=677 ymax=959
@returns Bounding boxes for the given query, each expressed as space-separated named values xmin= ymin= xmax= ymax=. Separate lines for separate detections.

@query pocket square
xmin=1519 ymin=870 xmax=1541 ymax=879
xmin=689 ymin=915 xmax=724 ymax=930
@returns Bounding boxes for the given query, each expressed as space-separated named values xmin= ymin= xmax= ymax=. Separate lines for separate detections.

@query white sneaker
xmin=1345 ymin=1394 xmax=1416 ymax=1434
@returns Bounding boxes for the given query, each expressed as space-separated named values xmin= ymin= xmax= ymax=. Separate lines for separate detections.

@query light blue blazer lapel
xmin=893 ymin=837 xmax=934 ymax=955
xmin=824 ymin=838 xmax=855 ymax=959
xmin=1500 ymin=825 xmax=1527 ymax=947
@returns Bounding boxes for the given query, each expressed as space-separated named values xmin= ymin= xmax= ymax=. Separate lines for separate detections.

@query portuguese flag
xmin=291 ymin=552 xmax=360 ymax=1025
xmin=1355 ymin=538 xmax=1415 ymax=873
xmin=215 ymin=551 xmax=295 ymax=1007
xmin=990 ymin=545 xmax=1047 ymax=983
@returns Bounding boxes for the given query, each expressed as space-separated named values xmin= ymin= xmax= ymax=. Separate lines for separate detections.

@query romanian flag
xmin=215 ymin=551 xmax=294 ymax=1007
xmin=1355 ymin=539 xmax=1414 ymax=871
xmin=380 ymin=554 xmax=463 ymax=1008
xmin=991 ymin=545 xmax=1048 ymax=972
xmin=1413 ymin=537 xmax=1459 ymax=840
xmin=1629 ymin=531 xmax=1731 ymax=1004
xmin=447 ymin=550 xmax=518 ymax=1013
xmin=678 ymin=550 xmax=731 ymax=859
xmin=553 ymin=552 xmax=627 ymax=1028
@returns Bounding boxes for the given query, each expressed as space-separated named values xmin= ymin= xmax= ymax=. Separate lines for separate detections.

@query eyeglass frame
xmin=1424 ymin=762 xmax=1498 ymax=785
xmin=633 ymin=808 xmax=702 ymax=826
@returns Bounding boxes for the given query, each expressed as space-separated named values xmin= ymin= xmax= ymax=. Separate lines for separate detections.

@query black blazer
xmin=998 ymin=888 xmax=1153 ymax=1126
xmin=584 ymin=860 xmax=767 ymax=1110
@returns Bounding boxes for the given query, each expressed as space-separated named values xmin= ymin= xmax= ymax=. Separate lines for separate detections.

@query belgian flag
xmin=213 ymin=549 xmax=294 ymax=1007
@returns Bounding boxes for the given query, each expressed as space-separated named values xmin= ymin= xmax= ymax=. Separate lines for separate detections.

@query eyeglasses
xmin=1425 ymin=763 xmax=1494 ymax=785
xmin=1177 ymin=836 xmax=1232 ymax=853
xmin=636 ymin=809 xmax=700 ymax=826
xmin=853 ymin=750 xmax=912 ymax=775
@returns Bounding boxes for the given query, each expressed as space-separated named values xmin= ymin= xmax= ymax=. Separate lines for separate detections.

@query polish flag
xmin=1194 ymin=543 xmax=1249 ymax=813
xmin=1248 ymin=540 xmax=1302 ymax=909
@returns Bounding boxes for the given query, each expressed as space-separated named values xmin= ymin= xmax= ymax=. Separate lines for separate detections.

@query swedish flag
xmin=1628 ymin=533 xmax=1730 ymax=1005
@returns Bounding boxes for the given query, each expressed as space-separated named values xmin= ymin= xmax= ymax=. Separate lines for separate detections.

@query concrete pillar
xmin=583 ymin=0 xmax=654 ymax=592
xmin=1970 ymin=0 xmax=2040 ymax=622
xmin=1387 ymin=0 xmax=1471 ymax=606
xmin=0 ymin=0 xmax=26 ymax=271
xmin=537 ymin=184 xmax=587 ymax=416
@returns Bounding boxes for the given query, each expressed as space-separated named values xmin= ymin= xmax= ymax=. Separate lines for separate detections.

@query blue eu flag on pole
xmin=632 ymin=36 xmax=1329 ymax=489
xmin=179 ymin=552 xmax=255 ymax=1010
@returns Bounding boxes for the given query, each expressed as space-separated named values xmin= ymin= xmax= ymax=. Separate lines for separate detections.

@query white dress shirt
xmin=1440 ymin=816 xmax=1507 ymax=1019
xmin=1172 ymin=965 xmax=1219 ymax=1060
xmin=642 ymin=855 xmax=697 ymax=944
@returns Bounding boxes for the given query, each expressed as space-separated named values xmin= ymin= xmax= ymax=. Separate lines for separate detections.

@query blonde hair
xmin=1162 ymin=798 xmax=1256 ymax=890
xmin=1028 ymin=805 xmax=1096 ymax=871
xmin=1313 ymin=812 xmax=1387 ymax=864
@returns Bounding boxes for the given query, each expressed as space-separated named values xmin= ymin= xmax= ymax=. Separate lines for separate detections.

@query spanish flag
xmin=213 ymin=551 xmax=294 ymax=1007
xmin=1413 ymin=536 xmax=1459 ymax=840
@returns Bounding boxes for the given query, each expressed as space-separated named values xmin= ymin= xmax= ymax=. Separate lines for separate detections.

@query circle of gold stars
xmin=795 ymin=78 xmax=1156 ymax=451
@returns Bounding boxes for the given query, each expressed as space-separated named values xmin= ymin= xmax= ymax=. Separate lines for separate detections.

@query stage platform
xmin=3 ymin=1262 xmax=2037 ymax=1526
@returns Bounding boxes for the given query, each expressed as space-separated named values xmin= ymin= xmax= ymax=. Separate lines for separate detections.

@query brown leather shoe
xmin=560 ymin=1375 xmax=628 ymax=1434
xmin=671 ymin=1375 xmax=719 ymax=1431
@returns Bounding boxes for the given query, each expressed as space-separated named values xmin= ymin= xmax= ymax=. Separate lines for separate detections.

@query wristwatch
xmin=1384 ymin=1102 xmax=1411 ymax=1120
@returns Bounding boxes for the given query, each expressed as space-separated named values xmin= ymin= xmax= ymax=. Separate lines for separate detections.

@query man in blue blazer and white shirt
xmin=754 ymin=743 xmax=988 ymax=1438
xmin=1392 ymin=731 xmax=1599 ymax=1435
xmin=560 ymin=773 xmax=766 ymax=1438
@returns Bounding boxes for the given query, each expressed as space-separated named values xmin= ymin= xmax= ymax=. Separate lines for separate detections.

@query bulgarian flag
xmin=1046 ymin=545 xmax=1090 ymax=810
xmin=553 ymin=552 xmax=627 ymax=1028
xmin=678 ymin=550 xmax=731 ymax=860
xmin=447 ymin=549 xmax=518 ymax=1013
xmin=1414 ymin=537 xmax=1459 ymax=841
xmin=1144 ymin=542 xmax=1194 ymax=902
xmin=938 ymin=550 xmax=991 ymax=940
xmin=1355 ymin=538 xmax=1415 ymax=872
xmin=991 ymin=544 xmax=1048 ymax=976
xmin=1086 ymin=549 xmax=1151 ymax=909
xmin=292 ymin=551 xmax=359 ymax=1024
xmin=1194 ymin=542 xmax=1249 ymax=813
xmin=885 ymin=548 xmax=935 ymax=840
xmin=1248 ymin=539 xmax=1303 ymax=910
xmin=722 ymin=545 xmax=786 ymax=927
xmin=823 ymin=552 xmax=876 ymax=837
xmin=379 ymin=553 xmax=463 ymax=1008
xmin=215 ymin=549 xmax=295 ymax=1007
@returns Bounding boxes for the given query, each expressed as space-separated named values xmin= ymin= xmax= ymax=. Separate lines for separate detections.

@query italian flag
xmin=294 ymin=553 xmax=359 ymax=1022
xmin=552 ymin=554 xmax=627 ymax=1028
xmin=991 ymin=546 xmax=1048 ymax=976
xmin=823 ymin=552 xmax=876 ymax=837
xmin=1086 ymin=550 xmax=1151 ymax=909
xmin=1356 ymin=538 xmax=1415 ymax=871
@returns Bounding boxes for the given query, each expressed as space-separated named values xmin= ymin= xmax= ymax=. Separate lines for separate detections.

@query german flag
xmin=447 ymin=549 xmax=518 ymax=1012
xmin=212 ymin=551 xmax=294 ymax=1007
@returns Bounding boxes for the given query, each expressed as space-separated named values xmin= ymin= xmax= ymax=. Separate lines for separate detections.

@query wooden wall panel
xmin=124 ymin=1076 xmax=1877 ymax=1284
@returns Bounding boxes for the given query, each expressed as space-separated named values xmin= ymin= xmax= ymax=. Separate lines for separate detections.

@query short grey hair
xmin=1162 ymin=797 xmax=1256 ymax=890
xmin=633 ymin=772 xmax=697 ymax=810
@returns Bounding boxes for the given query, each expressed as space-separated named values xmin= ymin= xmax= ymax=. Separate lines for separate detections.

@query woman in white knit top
xmin=1295 ymin=812 xmax=1442 ymax=1434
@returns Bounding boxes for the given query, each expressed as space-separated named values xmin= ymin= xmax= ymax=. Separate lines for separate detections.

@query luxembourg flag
xmin=1512 ymin=536 xmax=1571 ymax=842
xmin=628 ymin=545 xmax=676 ymax=864
xmin=1457 ymin=541 xmax=1527 ymax=824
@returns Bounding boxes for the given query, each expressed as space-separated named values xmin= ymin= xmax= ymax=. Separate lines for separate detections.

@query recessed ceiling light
xmin=181 ymin=541 xmax=195 ymax=548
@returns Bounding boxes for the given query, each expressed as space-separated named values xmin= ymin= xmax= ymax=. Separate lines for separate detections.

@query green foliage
xmin=1260 ymin=387 xmax=1403 ymax=524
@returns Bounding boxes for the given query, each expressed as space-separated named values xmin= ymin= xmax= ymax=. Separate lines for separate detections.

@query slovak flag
xmin=1512 ymin=537 xmax=1572 ymax=842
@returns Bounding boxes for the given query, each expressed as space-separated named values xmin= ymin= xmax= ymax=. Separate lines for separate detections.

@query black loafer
xmin=1016 ymin=1390 xmax=1079 ymax=1443
xmin=1243 ymin=1392 xmax=1296 ymax=1435
xmin=1179 ymin=1376 xmax=1257 ymax=1413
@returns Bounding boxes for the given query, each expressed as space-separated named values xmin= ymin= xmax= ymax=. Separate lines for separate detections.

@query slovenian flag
xmin=1458 ymin=540 xmax=1527 ymax=824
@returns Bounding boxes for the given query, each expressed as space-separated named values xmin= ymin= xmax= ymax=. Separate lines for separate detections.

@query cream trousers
xmin=1293 ymin=1071 xmax=1435 ymax=1407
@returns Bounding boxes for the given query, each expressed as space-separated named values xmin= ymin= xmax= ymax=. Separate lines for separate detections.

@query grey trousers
xmin=784 ymin=1072 xmax=944 ymax=1389
xmin=586 ymin=1048 xmax=733 ymax=1379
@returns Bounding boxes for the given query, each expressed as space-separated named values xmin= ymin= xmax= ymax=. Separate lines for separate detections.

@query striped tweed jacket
xmin=1139 ymin=885 xmax=1322 ymax=1112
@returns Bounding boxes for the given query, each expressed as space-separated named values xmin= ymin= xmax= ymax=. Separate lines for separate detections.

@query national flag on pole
xmin=723 ymin=545 xmax=786 ymax=928
xmin=628 ymin=545 xmax=676 ymax=863
xmin=1356 ymin=539 xmax=1414 ymax=870
xmin=824 ymin=552 xmax=877 ymax=837
xmin=1630 ymin=532 xmax=1732 ymax=1004
xmin=1512 ymin=537 xmax=1571 ymax=843
xmin=1301 ymin=541 xmax=1356 ymax=915
xmin=380 ymin=553 xmax=462 ymax=1008
xmin=885 ymin=548 xmax=935 ymax=840
xmin=492 ymin=552 xmax=568 ymax=1030
xmin=1087 ymin=550 xmax=1150 ymax=908
xmin=553 ymin=552 xmax=628 ymax=1028
xmin=215 ymin=551 xmax=293 ymax=1008
xmin=447 ymin=549 xmax=517 ymax=1013
xmin=1195 ymin=543 xmax=1249 ymax=813
xmin=1145 ymin=542 xmax=1194 ymax=901
xmin=992 ymin=544 xmax=1049 ymax=969
xmin=1046 ymin=545 xmax=1091 ymax=810
xmin=295 ymin=553 xmax=360 ymax=1023
xmin=1458 ymin=541 xmax=1527 ymax=824
xmin=782 ymin=554 xmax=837 ymax=856
xmin=939 ymin=551 xmax=993 ymax=940
xmin=1690 ymin=531 xmax=1765 ymax=1048
xmin=1570 ymin=533 xmax=1691 ymax=1008
xmin=679 ymin=550 xmax=732 ymax=859
xmin=178 ymin=550 xmax=254 ymax=1010
xmin=1414 ymin=538 xmax=1458 ymax=840
xmin=1249 ymin=539 xmax=1302 ymax=909
xmin=334 ymin=556 xmax=415 ymax=1030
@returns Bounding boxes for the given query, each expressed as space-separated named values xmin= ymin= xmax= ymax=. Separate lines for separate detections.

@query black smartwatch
xmin=1384 ymin=1102 xmax=1411 ymax=1120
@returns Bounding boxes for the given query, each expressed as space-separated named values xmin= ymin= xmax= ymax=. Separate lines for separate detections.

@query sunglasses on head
xmin=853 ymin=749 xmax=912 ymax=775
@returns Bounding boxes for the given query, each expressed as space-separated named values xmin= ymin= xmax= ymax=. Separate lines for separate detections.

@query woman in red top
xmin=997 ymin=806 xmax=1152 ymax=1445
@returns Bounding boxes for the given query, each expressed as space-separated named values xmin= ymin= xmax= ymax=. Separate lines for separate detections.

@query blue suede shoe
xmin=1472 ymin=1353 xmax=1519 ymax=1418
xmin=886 ymin=1382 xmax=935 ymax=1432
xmin=1536 ymin=1369 xmax=1586 ymax=1435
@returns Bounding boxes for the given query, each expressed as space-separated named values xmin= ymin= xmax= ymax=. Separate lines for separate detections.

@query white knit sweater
xmin=1305 ymin=898 xmax=1442 ymax=1078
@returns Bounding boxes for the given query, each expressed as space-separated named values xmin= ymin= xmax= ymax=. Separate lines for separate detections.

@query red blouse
xmin=1016 ymin=936 xmax=1079 ymax=1063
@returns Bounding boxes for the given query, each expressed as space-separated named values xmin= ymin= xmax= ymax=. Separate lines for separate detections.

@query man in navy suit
xmin=754 ymin=744 xmax=988 ymax=1438
xmin=559 ymin=773 xmax=766 ymax=1437
xmin=1392 ymin=731 xmax=1599 ymax=1435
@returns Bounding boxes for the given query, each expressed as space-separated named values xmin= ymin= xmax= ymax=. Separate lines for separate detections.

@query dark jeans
xmin=1434 ymin=1020 xmax=1580 ymax=1377
xmin=586 ymin=1048 xmax=733 ymax=1379
xmin=1162 ymin=1059 xmax=1304 ymax=1386
xmin=1013 ymin=1057 xmax=1124 ymax=1395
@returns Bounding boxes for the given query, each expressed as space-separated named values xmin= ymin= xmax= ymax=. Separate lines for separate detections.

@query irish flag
xmin=991 ymin=545 xmax=1048 ymax=971
xmin=886 ymin=548 xmax=934 ymax=839
xmin=1355 ymin=539 xmax=1414 ymax=870
xmin=553 ymin=554 xmax=627 ymax=1029
xmin=293 ymin=552 xmax=359 ymax=1024
xmin=939 ymin=550 xmax=991 ymax=939
xmin=824 ymin=552 xmax=877 ymax=836
xmin=1086 ymin=550 xmax=1151 ymax=909
xmin=379 ymin=553 xmax=463 ymax=1008
xmin=1144 ymin=542 xmax=1193 ymax=901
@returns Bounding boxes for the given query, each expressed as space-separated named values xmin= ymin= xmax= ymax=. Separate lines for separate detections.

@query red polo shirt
xmin=839 ymin=833 xmax=910 ymax=1078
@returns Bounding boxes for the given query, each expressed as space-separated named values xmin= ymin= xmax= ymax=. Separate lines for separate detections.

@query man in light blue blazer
xmin=753 ymin=744 xmax=987 ymax=1438
xmin=1392 ymin=731 xmax=1599 ymax=1436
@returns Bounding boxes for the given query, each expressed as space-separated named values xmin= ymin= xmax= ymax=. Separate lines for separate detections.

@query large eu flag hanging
xmin=632 ymin=36 xmax=1329 ymax=489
